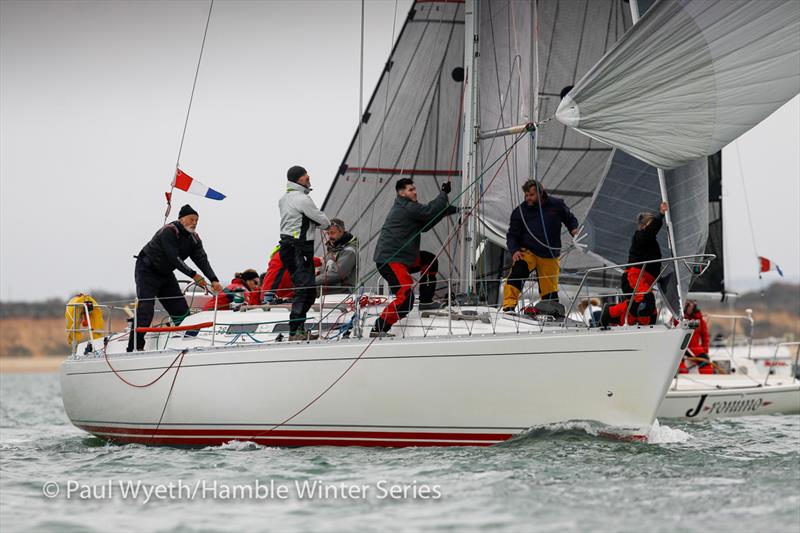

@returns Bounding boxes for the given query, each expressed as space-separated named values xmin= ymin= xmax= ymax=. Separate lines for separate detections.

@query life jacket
xmin=65 ymin=294 xmax=105 ymax=344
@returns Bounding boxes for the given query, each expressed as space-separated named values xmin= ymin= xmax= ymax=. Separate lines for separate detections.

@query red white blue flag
xmin=172 ymin=168 xmax=226 ymax=200
xmin=758 ymin=256 xmax=783 ymax=277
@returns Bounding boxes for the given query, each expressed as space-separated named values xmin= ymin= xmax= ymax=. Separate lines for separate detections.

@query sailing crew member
xmin=503 ymin=179 xmax=579 ymax=312
xmin=316 ymin=218 xmax=359 ymax=295
xmin=371 ymin=178 xmax=457 ymax=337
xmin=600 ymin=202 xmax=668 ymax=327
xmin=679 ymin=299 xmax=713 ymax=374
xmin=279 ymin=165 xmax=331 ymax=341
xmin=127 ymin=204 xmax=222 ymax=352
xmin=202 ymin=269 xmax=261 ymax=311
xmin=260 ymin=245 xmax=322 ymax=304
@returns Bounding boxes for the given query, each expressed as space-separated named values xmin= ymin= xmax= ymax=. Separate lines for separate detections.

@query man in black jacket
xmin=371 ymin=178 xmax=456 ymax=337
xmin=126 ymin=204 xmax=222 ymax=351
xmin=503 ymin=180 xmax=579 ymax=312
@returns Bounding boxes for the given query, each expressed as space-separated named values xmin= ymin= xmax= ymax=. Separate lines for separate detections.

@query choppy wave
xmin=647 ymin=419 xmax=692 ymax=444
xmin=2 ymin=373 xmax=798 ymax=533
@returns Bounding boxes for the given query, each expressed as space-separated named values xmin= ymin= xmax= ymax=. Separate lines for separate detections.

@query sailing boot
xmin=600 ymin=304 xmax=612 ymax=328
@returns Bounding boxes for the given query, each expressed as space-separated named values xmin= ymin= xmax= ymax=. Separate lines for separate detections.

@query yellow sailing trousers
xmin=502 ymin=249 xmax=560 ymax=309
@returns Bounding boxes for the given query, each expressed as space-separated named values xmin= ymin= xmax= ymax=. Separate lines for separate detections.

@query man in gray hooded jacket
xmin=279 ymin=165 xmax=330 ymax=340
xmin=316 ymin=218 xmax=359 ymax=295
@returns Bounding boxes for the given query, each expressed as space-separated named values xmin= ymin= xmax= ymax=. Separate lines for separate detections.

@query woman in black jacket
xmin=601 ymin=202 xmax=668 ymax=327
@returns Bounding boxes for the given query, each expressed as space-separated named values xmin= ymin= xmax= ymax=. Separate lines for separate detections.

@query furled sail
xmin=555 ymin=0 xmax=800 ymax=170
xmin=321 ymin=0 xmax=465 ymax=286
xmin=689 ymin=152 xmax=724 ymax=295
xmin=473 ymin=0 xmax=634 ymax=294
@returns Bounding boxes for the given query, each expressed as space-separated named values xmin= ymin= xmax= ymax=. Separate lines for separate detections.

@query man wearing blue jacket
xmin=503 ymin=179 xmax=579 ymax=312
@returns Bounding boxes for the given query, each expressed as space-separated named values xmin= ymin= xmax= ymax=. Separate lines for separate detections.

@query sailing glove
xmin=441 ymin=182 xmax=452 ymax=194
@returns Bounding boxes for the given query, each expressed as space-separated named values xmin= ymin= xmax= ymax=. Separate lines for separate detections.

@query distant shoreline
xmin=0 ymin=357 xmax=61 ymax=373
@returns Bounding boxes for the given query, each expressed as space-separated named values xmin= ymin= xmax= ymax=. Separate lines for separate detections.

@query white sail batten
xmin=555 ymin=0 xmax=800 ymax=170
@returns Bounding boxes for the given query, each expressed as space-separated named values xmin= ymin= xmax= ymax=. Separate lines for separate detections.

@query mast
xmin=628 ymin=0 xmax=684 ymax=313
xmin=460 ymin=0 xmax=479 ymax=296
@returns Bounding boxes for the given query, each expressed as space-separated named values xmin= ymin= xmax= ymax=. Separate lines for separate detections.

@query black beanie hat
xmin=178 ymin=204 xmax=198 ymax=218
xmin=287 ymin=165 xmax=307 ymax=183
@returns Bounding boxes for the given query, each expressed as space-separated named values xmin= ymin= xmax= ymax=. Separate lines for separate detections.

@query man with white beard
xmin=126 ymin=204 xmax=222 ymax=351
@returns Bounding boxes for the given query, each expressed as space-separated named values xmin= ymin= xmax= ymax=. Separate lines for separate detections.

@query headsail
xmin=581 ymin=150 xmax=710 ymax=313
xmin=321 ymin=0 xmax=465 ymax=286
xmin=555 ymin=0 xmax=800 ymax=170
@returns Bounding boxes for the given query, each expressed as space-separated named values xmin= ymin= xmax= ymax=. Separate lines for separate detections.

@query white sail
xmin=555 ymin=0 xmax=800 ymax=170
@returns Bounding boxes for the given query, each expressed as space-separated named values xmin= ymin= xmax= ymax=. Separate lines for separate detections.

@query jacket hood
xmin=330 ymin=231 xmax=358 ymax=251
xmin=286 ymin=181 xmax=311 ymax=195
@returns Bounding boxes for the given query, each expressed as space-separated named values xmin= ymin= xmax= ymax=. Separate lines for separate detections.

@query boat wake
xmin=510 ymin=419 xmax=691 ymax=445
xmin=646 ymin=419 xmax=691 ymax=444
xmin=204 ymin=440 xmax=273 ymax=452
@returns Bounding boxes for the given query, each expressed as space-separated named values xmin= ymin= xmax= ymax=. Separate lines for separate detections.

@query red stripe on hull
xmin=103 ymin=436 xmax=498 ymax=448
xmin=77 ymin=424 xmax=514 ymax=447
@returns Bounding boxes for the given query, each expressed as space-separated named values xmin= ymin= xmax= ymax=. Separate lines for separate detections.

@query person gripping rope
xmin=502 ymin=179 xmax=579 ymax=312
xmin=371 ymin=178 xmax=457 ymax=337
xmin=278 ymin=165 xmax=331 ymax=341
xmin=127 ymin=204 xmax=222 ymax=351
xmin=600 ymin=202 xmax=668 ymax=327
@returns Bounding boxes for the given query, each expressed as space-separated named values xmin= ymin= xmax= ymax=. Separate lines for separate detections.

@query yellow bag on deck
xmin=65 ymin=294 xmax=105 ymax=344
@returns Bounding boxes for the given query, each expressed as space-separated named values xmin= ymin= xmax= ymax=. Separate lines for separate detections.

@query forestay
xmin=555 ymin=0 xmax=800 ymax=170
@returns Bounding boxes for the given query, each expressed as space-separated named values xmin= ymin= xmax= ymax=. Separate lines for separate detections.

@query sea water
xmin=1 ymin=373 xmax=798 ymax=532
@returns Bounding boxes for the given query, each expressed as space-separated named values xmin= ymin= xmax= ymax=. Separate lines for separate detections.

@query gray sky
xmin=1 ymin=0 xmax=798 ymax=301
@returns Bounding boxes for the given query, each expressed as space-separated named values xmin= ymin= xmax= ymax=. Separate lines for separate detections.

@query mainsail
xmin=472 ymin=0 xmax=635 ymax=298
xmin=321 ymin=0 xmax=466 ymax=286
xmin=555 ymin=0 xmax=800 ymax=170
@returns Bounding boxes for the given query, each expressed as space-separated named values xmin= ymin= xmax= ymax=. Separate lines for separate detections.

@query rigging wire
xmin=734 ymin=141 xmax=761 ymax=274
xmin=734 ymin=140 xmax=767 ymax=299
xmin=365 ymin=0 xmax=399 ymax=272
xmin=164 ymin=0 xmax=215 ymax=224
xmin=356 ymin=0 xmax=365 ymax=286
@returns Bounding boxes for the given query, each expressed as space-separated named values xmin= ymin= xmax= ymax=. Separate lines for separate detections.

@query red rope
xmin=136 ymin=322 xmax=213 ymax=333
xmin=104 ymin=346 xmax=187 ymax=388
xmin=150 ymin=349 xmax=187 ymax=441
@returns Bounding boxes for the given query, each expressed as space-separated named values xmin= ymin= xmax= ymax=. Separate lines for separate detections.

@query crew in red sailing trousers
xmin=260 ymin=245 xmax=322 ymax=304
xmin=370 ymin=178 xmax=457 ymax=337
xmin=601 ymin=202 xmax=668 ymax=327
xmin=678 ymin=299 xmax=713 ymax=374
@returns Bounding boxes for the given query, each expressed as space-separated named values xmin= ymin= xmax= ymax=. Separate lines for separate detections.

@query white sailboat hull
xmin=659 ymin=376 xmax=800 ymax=420
xmin=61 ymin=327 xmax=686 ymax=447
